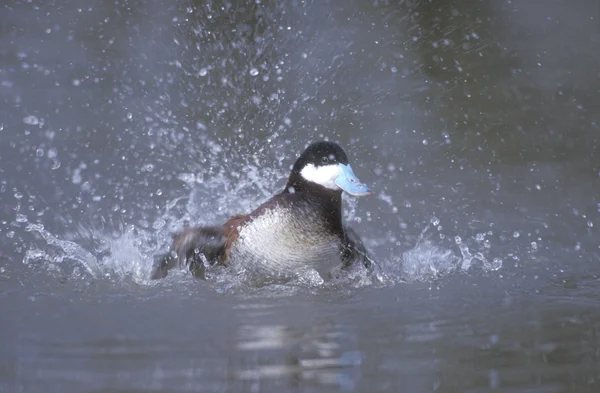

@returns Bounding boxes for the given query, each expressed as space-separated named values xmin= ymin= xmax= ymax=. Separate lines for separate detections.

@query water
xmin=1 ymin=0 xmax=599 ymax=392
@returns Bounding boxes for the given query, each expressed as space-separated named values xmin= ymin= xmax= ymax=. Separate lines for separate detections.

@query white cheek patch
xmin=300 ymin=163 xmax=341 ymax=190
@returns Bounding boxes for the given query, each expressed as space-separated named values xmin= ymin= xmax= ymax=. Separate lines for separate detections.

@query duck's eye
xmin=321 ymin=156 xmax=329 ymax=164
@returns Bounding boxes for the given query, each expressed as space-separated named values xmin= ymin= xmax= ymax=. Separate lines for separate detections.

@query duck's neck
xmin=284 ymin=172 xmax=344 ymax=230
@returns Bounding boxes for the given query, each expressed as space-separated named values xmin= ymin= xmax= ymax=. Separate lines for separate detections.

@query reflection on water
xmin=235 ymin=306 xmax=362 ymax=390
xmin=8 ymin=281 xmax=599 ymax=392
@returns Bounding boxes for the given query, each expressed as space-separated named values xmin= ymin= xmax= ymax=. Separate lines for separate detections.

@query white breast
xmin=229 ymin=206 xmax=342 ymax=277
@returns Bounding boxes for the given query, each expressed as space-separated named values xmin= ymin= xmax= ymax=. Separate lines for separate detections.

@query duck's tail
xmin=150 ymin=226 xmax=226 ymax=280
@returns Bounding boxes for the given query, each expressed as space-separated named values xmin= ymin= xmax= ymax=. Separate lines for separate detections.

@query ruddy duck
xmin=151 ymin=141 xmax=374 ymax=280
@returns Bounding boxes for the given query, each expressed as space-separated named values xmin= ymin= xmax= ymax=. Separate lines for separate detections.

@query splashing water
xmin=9 ymin=129 xmax=505 ymax=293
xmin=401 ymin=240 xmax=460 ymax=282
xmin=15 ymin=172 xmax=503 ymax=293
xmin=24 ymin=223 xmax=102 ymax=278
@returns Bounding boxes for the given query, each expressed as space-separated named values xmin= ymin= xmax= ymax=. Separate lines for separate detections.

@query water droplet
xmin=23 ymin=115 xmax=39 ymax=125
xmin=249 ymin=68 xmax=259 ymax=76
xmin=72 ymin=170 xmax=82 ymax=184
xmin=530 ymin=241 xmax=538 ymax=251
xmin=489 ymin=369 xmax=500 ymax=389
xmin=72 ymin=79 xmax=81 ymax=86
xmin=587 ymin=220 xmax=594 ymax=228
xmin=156 ymin=189 xmax=162 ymax=196
xmin=199 ymin=68 xmax=208 ymax=76
xmin=422 ymin=139 xmax=429 ymax=145
xmin=14 ymin=192 xmax=23 ymax=199
xmin=152 ymin=219 xmax=166 ymax=230
xmin=454 ymin=236 xmax=462 ymax=245
xmin=36 ymin=148 xmax=44 ymax=157
xmin=513 ymin=231 xmax=520 ymax=238
xmin=430 ymin=216 xmax=440 ymax=226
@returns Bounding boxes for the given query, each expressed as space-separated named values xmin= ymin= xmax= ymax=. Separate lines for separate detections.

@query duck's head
xmin=286 ymin=141 xmax=373 ymax=196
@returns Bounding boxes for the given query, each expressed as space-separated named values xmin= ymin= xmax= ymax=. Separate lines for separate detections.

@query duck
xmin=151 ymin=141 xmax=374 ymax=280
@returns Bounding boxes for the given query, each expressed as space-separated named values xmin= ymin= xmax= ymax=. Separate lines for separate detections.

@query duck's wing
xmin=340 ymin=226 xmax=374 ymax=269
xmin=221 ymin=214 xmax=248 ymax=263
xmin=150 ymin=226 xmax=226 ymax=280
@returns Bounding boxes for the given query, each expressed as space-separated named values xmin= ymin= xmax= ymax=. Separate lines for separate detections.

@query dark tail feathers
xmin=150 ymin=226 xmax=226 ymax=280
